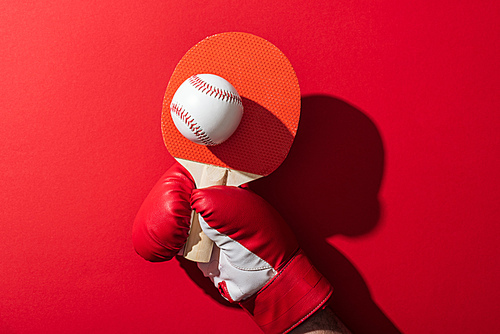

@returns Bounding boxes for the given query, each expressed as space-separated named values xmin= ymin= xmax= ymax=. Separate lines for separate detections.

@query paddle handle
xmin=183 ymin=165 xmax=228 ymax=262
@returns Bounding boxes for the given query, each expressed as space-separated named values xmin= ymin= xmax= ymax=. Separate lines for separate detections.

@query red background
xmin=1 ymin=1 xmax=498 ymax=333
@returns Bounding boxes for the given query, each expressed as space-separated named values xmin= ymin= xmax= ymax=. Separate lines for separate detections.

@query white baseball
xmin=170 ymin=74 xmax=244 ymax=146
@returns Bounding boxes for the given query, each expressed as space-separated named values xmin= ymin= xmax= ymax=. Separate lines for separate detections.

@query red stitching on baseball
xmin=188 ymin=75 xmax=243 ymax=105
xmin=170 ymin=103 xmax=217 ymax=146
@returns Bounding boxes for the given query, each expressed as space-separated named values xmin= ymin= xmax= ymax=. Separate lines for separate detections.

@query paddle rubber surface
xmin=162 ymin=32 xmax=300 ymax=176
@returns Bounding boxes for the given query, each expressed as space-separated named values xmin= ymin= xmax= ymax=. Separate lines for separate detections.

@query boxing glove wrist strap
xmin=239 ymin=249 xmax=333 ymax=334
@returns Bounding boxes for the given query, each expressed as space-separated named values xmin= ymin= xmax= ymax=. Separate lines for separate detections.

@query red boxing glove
xmin=132 ymin=163 xmax=195 ymax=262
xmin=191 ymin=186 xmax=333 ymax=334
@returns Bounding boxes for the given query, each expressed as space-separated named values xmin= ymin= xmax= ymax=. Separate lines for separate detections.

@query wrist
xmin=290 ymin=307 xmax=352 ymax=334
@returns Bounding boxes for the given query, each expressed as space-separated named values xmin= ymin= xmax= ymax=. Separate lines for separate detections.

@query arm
xmin=291 ymin=307 xmax=351 ymax=334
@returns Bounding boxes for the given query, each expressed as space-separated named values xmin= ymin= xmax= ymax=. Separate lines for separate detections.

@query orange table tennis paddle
xmin=162 ymin=32 xmax=300 ymax=262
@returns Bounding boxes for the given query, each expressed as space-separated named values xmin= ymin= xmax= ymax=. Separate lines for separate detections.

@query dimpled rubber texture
xmin=162 ymin=32 xmax=300 ymax=177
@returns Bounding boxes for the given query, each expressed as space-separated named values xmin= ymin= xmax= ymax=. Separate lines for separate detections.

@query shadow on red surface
xmin=179 ymin=95 xmax=401 ymax=333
